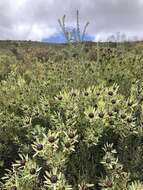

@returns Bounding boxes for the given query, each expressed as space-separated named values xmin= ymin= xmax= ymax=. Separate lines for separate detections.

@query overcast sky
xmin=0 ymin=0 xmax=143 ymax=42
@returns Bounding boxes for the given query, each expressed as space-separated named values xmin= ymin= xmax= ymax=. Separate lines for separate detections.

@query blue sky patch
xmin=42 ymin=32 xmax=94 ymax=43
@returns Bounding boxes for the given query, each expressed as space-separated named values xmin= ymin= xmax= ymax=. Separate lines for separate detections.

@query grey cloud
xmin=0 ymin=0 xmax=143 ymax=41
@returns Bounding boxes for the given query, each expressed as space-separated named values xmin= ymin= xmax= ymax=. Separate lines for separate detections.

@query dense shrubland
xmin=0 ymin=12 xmax=143 ymax=189
xmin=0 ymin=39 xmax=143 ymax=190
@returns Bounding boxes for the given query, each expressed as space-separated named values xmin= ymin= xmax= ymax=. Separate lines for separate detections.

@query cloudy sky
xmin=0 ymin=0 xmax=143 ymax=42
